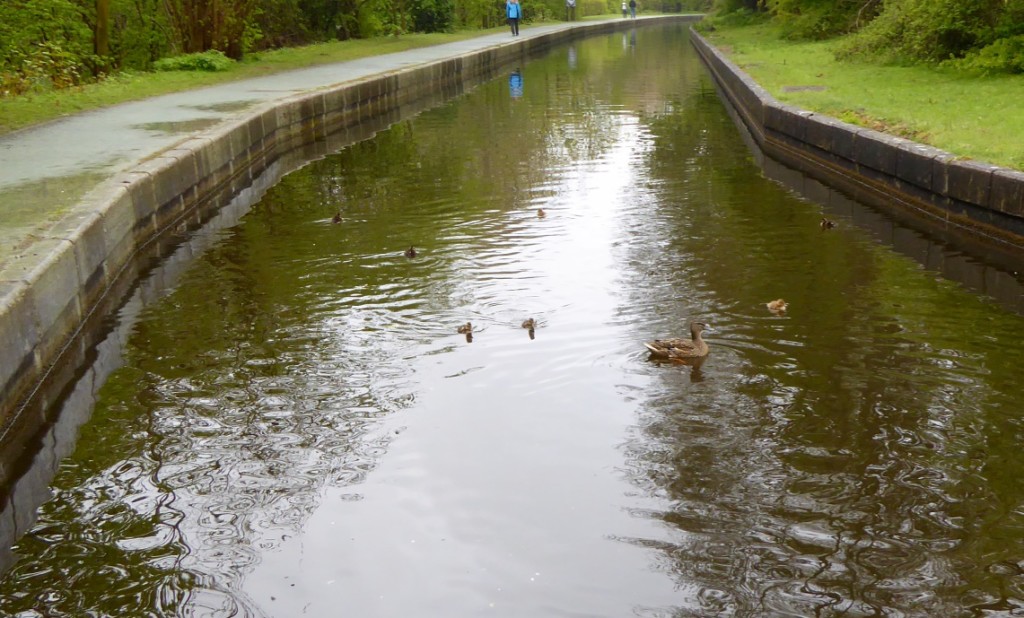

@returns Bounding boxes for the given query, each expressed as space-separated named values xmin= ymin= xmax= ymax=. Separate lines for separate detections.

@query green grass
xmin=702 ymin=22 xmax=1024 ymax=170
xmin=0 ymin=28 xmax=510 ymax=137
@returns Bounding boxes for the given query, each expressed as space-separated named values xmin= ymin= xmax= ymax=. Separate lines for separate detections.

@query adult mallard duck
xmin=457 ymin=322 xmax=473 ymax=335
xmin=766 ymin=298 xmax=788 ymax=313
xmin=644 ymin=322 xmax=712 ymax=360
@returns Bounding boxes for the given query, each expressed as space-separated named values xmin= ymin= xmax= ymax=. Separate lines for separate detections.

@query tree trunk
xmin=95 ymin=0 xmax=110 ymax=57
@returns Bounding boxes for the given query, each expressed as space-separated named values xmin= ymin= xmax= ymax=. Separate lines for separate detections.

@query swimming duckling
xmin=766 ymin=299 xmax=788 ymax=313
xmin=405 ymin=246 xmax=417 ymax=258
xmin=331 ymin=212 xmax=342 ymax=224
xmin=644 ymin=322 xmax=712 ymax=360
xmin=820 ymin=217 xmax=836 ymax=229
xmin=457 ymin=322 xmax=473 ymax=335
xmin=537 ymin=208 xmax=546 ymax=218
xmin=521 ymin=318 xmax=536 ymax=330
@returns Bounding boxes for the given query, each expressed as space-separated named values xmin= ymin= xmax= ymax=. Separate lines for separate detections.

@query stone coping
xmin=0 ymin=16 xmax=701 ymax=460
xmin=689 ymin=28 xmax=1024 ymax=249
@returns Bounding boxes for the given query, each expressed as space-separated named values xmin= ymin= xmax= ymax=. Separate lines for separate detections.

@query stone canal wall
xmin=0 ymin=16 xmax=700 ymax=453
xmin=689 ymin=29 xmax=1024 ymax=248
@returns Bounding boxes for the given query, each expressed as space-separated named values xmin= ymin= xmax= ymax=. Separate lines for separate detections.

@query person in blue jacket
xmin=507 ymin=0 xmax=522 ymax=36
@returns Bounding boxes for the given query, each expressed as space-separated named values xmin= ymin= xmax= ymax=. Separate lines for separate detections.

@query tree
xmin=163 ymin=0 xmax=258 ymax=58
xmin=96 ymin=0 xmax=110 ymax=57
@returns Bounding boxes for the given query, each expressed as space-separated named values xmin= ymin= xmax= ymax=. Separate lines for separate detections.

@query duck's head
xmin=690 ymin=321 xmax=712 ymax=337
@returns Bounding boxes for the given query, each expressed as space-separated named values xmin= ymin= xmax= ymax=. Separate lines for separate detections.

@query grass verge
xmin=701 ymin=22 xmax=1024 ymax=170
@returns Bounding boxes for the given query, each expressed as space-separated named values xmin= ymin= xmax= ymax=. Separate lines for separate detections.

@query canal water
xmin=3 ymin=23 xmax=1024 ymax=617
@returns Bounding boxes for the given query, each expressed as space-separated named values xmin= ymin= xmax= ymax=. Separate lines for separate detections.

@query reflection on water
xmin=2 ymin=23 xmax=1024 ymax=618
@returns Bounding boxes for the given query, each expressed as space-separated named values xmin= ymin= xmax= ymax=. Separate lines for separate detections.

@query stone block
xmin=100 ymin=182 xmax=141 ymax=271
xmin=929 ymin=152 xmax=956 ymax=195
xmin=803 ymin=115 xmax=838 ymax=152
xmin=822 ymin=121 xmax=859 ymax=163
xmin=115 ymin=171 xmax=157 ymax=237
xmin=852 ymin=129 xmax=901 ymax=177
xmin=163 ymin=148 xmax=200 ymax=205
xmin=173 ymin=137 xmax=211 ymax=178
xmin=276 ymin=97 xmax=304 ymax=131
xmin=895 ymin=142 xmax=941 ymax=191
xmin=45 ymin=202 xmax=108 ymax=297
xmin=946 ymin=159 xmax=997 ymax=206
xmin=991 ymin=169 xmax=1024 ymax=217
xmin=1 ymin=239 xmax=82 ymax=366
xmin=0 ymin=281 xmax=40 ymax=399
xmin=133 ymin=156 xmax=182 ymax=210
xmin=223 ymin=119 xmax=254 ymax=164
xmin=764 ymin=104 xmax=809 ymax=143
xmin=259 ymin=105 xmax=279 ymax=138
xmin=323 ymin=87 xmax=346 ymax=117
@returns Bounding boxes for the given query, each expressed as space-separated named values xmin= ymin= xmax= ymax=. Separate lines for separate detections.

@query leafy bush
xmin=152 ymin=50 xmax=235 ymax=72
xmin=766 ymin=0 xmax=870 ymax=40
xmin=412 ymin=0 xmax=455 ymax=32
xmin=711 ymin=0 xmax=763 ymax=15
xmin=944 ymin=35 xmax=1024 ymax=74
xmin=837 ymin=0 xmax=1002 ymax=63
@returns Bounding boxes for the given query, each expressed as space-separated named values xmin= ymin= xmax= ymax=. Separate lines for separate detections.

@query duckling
xmin=766 ymin=298 xmax=788 ymax=313
xmin=644 ymin=322 xmax=712 ymax=360
xmin=521 ymin=318 xmax=536 ymax=330
xmin=405 ymin=246 xmax=417 ymax=258
xmin=537 ymin=208 xmax=546 ymax=218
xmin=820 ymin=217 xmax=836 ymax=229
xmin=331 ymin=212 xmax=342 ymax=224
xmin=457 ymin=322 xmax=473 ymax=335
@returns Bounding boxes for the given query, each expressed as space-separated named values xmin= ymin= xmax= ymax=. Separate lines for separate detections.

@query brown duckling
xmin=644 ymin=322 xmax=713 ymax=360
xmin=405 ymin=246 xmax=417 ymax=258
xmin=820 ymin=217 xmax=836 ymax=230
xmin=537 ymin=208 xmax=546 ymax=218
xmin=331 ymin=212 xmax=342 ymax=224
xmin=521 ymin=318 xmax=536 ymax=330
xmin=766 ymin=298 xmax=788 ymax=313
xmin=457 ymin=322 xmax=473 ymax=335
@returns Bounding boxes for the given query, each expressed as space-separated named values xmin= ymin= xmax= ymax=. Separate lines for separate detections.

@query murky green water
xmin=3 ymin=24 xmax=1024 ymax=617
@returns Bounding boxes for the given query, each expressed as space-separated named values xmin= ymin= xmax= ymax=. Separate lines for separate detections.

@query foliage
xmin=152 ymin=50 xmax=236 ymax=72
xmin=838 ymin=0 xmax=1024 ymax=65
xmin=711 ymin=0 xmax=764 ymax=15
xmin=163 ymin=0 xmax=259 ymax=59
xmin=944 ymin=35 xmax=1024 ymax=75
xmin=0 ymin=0 xmax=92 ymax=94
xmin=765 ymin=0 xmax=873 ymax=40
xmin=412 ymin=0 xmax=456 ymax=32
xmin=108 ymin=0 xmax=173 ymax=69
xmin=647 ymin=0 xmax=712 ymax=12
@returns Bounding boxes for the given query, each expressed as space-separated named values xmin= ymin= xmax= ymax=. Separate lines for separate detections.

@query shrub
xmin=767 ymin=0 xmax=870 ymax=40
xmin=837 ymin=0 xmax=1003 ymax=64
xmin=412 ymin=0 xmax=455 ymax=32
xmin=944 ymin=35 xmax=1024 ymax=74
xmin=152 ymin=50 xmax=235 ymax=72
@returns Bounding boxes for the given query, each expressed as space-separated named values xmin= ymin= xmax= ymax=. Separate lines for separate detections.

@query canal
xmin=3 ymin=22 xmax=1024 ymax=617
